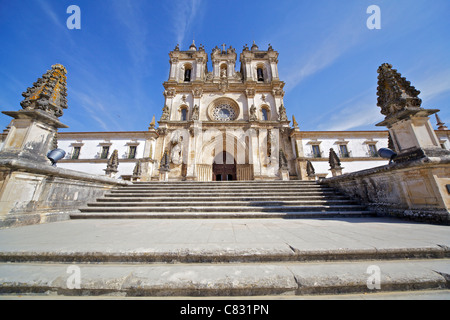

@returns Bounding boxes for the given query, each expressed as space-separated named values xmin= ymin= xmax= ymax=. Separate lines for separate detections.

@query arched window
xmin=184 ymin=65 xmax=192 ymax=82
xmin=257 ymin=67 xmax=264 ymax=81
xmin=220 ymin=64 xmax=227 ymax=78
xmin=261 ymin=106 xmax=270 ymax=121
xmin=261 ymin=108 xmax=268 ymax=121
xmin=180 ymin=107 xmax=188 ymax=121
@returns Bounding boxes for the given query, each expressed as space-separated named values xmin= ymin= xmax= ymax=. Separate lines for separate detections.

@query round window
xmin=212 ymin=103 xmax=237 ymax=121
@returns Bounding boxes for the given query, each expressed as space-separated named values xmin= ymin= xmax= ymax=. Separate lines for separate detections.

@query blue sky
xmin=1 ymin=0 xmax=449 ymax=133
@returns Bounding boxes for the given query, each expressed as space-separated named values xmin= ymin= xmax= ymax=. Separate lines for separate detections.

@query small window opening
xmin=184 ymin=68 xmax=191 ymax=82
xmin=257 ymin=68 xmax=264 ymax=81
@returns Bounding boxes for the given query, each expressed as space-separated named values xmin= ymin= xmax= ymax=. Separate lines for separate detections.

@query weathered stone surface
xmin=322 ymin=156 xmax=450 ymax=224
xmin=0 ymin=158 xmax=129 ymax=228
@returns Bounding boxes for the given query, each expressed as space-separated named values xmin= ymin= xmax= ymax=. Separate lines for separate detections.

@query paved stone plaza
xmin=0 ymin=217 xmax=449 ymax=298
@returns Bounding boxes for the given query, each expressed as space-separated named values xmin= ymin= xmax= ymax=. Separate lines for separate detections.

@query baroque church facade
xmin=12 ymin=43 xmax=448 ymax=181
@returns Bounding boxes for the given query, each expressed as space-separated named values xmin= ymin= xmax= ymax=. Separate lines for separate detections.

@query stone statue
xmin=278 ymin=104 xmax=288 ymax=122
xmin=170 ymin=133 xmax=183 ymax=165
xmin=191 ymin=104 xmax=199 ymax=120
xmin=249 ymin=104 xmax=257 ymax=121
xmin=160 ymin=105 xmax=170 ymax=121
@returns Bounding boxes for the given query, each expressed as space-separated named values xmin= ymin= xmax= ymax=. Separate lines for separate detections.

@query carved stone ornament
xmin=104 ymin=149 xmax=119 ymax=175
xmin=279 ymin=150 xmax=288 ymax=170
xmin=245 ymin=89 xmax=256 ymax=98
xmin=278 ymin=104 xmax=288 ymax=122
xmin=377 ymin=63 xmax=422 ymax=117
xmin=164 ymin=88 xmax=176 ymax=98
xmin=306 ymin=160 xmax=315 ymax=177
xmin=132 ymin=160 xmax=142 ymax=179
xmin=328 ymin=148 xmax=341 ymax=169
xmin=249 ymin=104 xmax=257 ymax=121
xmin=160 ymin=105 xmax=170 ymax=121
xmin=160 ymin=150 xmax=170 ymax=172
xmin=192 ymin=88 xmax=203 ymax=98
xmin=20 ymin=64 xmax=68 ymax=119
xmin=191 ymin=104 xmax=199 ymax=120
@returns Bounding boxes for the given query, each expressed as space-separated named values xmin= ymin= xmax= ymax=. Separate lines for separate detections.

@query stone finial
xmin=160 ymin=150 xmax=170 ymax=172
xmin=189 ymin=40 xmax=197 ymax=51
xmin=149 ymin=115 xmax=156 ymax=130
xmin=436 ymin=113 xmax=448 ymax=130
xmin=292 ymin=115 xmax=299 ymax=129
xmin=104 ymin=149 xmax=119 ymax=177
xmin=20 ymin=64 xmax=68 ymax=119
xmin=132 ymin=160 xmax=142 ymax=181
xmin=279 ymin=149 xmax=288 ymax=170
xmin=376 ymin=63 xmax=422 ymax=117
xmin=306 ymin=160 xmax=315 ymax=177
xmin=328 ymin=148 xmax=341 ymax=169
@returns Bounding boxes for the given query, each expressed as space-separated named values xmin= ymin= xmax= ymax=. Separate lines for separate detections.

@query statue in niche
xmin=278 ymin=104 xmax=288 ymax=122
xmin=191 ymin=104 xmax=199 ymax=120
xmin=161 ymin=105 xmax=170 ymax=121
xmin=249 ymin=104 xmax=257 ymax=121
xmin=170 ymin=133 xmax=183 ymax=165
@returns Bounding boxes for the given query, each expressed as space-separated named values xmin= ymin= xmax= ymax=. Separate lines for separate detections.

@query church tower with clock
xmin=150 ymin=41 xmax=295 ymax=181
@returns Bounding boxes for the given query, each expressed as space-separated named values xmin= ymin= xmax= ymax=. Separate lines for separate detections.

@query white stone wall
xmin=56 ymin=136 xmax=146 ymax=178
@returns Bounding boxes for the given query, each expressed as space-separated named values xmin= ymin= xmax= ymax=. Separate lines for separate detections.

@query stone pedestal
xmin=159 ymin=169 xmax=169 ymax=182
xmin=330 ymin=166 xmax=343 ymax=177
xmin=376 ymin=108 xmax=449 ymax=161
xmin=278 ymin=168 xmax=289 ymax=181
xmin=1 ymin=110 xmax=68 ymax=164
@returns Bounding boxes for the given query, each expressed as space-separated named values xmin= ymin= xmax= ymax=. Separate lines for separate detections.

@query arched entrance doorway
xmin=213 ymin=152 xmax=236 ymax=181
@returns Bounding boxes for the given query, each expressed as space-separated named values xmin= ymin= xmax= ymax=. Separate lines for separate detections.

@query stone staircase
xmin=71 ymin=180 xmax=376 ymax=219
xmin=2 ymin=181 xmax=449 ymax=299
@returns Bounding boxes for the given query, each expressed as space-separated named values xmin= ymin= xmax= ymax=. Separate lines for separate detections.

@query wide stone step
xmin=2 ymin=245 xmax=448 ymax=264
xmin=72 ymin=210 xmax=375 ymax=220
xmin=108 ymin=189 xmax=339 ymax=196
xmin=97 ymin=195 xmax=353 ymax=202
xmin=86 ymin=200 xmax=359 ymax=207
xmin=114 ymin=186 xmax=335 ymax=193
xmin=79 ymin=204 xmax=367 ymax=212
xmin=131 ymin=181 xmax=319 ymax=186
xmin=1 ymin=259 xmax=448 ymax=296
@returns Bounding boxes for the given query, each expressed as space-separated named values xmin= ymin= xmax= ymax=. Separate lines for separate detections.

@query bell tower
xmin=167 ymin=41 xmax=208 ymax=83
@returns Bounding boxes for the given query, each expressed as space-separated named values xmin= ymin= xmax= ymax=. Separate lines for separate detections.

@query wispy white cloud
xmin=416 ymin=68 xmax=450 ymax=104
xmin=283 ymin=22 xmax=365 ymax=92
xmin=323 ymin=103 xmax=384 ymax=131
xmin=315 ymin=87 xmax=384 ymax=131
xmin=36 ymin=0 xmax=60 ymax=27
xmin=169 ymin=0 xmax=203 ymax=48
xmin=70 ymin=90 xmax=124 ymax=132
xmin=111 ymin=1 xmax=150 ymax=67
